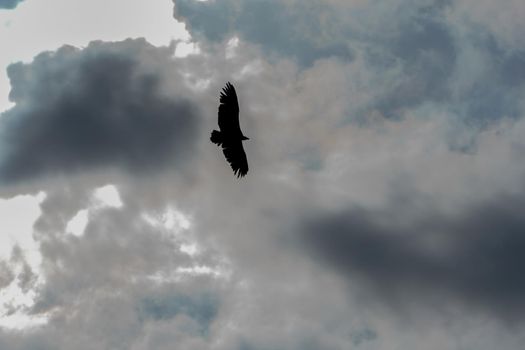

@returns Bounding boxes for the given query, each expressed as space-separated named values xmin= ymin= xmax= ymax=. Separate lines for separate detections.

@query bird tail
xmin=210 ymin=130 xmax=223 ymax=146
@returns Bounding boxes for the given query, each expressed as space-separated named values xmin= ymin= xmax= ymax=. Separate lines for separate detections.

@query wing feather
xmin=218 ymin=82 xmax=240 ymax=133
xmin=222 ymin=140 xmax=249 ymax=178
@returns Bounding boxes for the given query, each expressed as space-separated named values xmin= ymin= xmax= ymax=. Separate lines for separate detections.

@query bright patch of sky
xmin=0 ymin=192 xmax=45 ymax=264
xmin=65 ymin=184 xmax=123 ymax=237
xmin=0 ymin=0 xmax=193 ymax=112
xmin=0 ymin=306 xmax=48 ymax=330
xmin=138 ymin=207 xmax=230 ymax=285
xmin=180 ymin=242 xmax=199 ymax=256
xmin=225 ymin=36 xmax=239 ymax=59
xmin=176 ymin=265 xmax=226 ymax=278
xmin=0 ymin=184 xmax=124 ymax=329
xmin=142 ymin=206 xmax=192 ymax=232
xmin=0 ymin=192 xmax=47 ymax=330
xmin=0 ymin=267 xmax=48 ymax=331
xmin=142 ymin=206 xmax=200 ymax=258
xmin=174 ymin=40 xmax=200 ymax=57
xmin=65 ymin=209 xmax=89 ymax=237
xmin=146 ymin=263 xmax=231 ymax=285
xmin=93 ymin=184 xmax=123 ymax=209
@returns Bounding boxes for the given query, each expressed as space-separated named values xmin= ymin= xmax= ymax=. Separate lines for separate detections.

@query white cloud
xmin=65 ymin=209 xmax=89 ymax=237
xmin=0 ymin=192 xmax=47 ymax=331
xmin=0 ymin=192 xmax=48 ymax=330
xmin=65 ymin=185 xmax=123 ymax=237
xmin=0 ymin=192 xmax=45 ymax=266
xmin=174 ymin=41 xmax=201 ymax=57
xmin=93 ymin=185 xmax=123 ymax=209
xmin=0 ymin=309 xmax=48 ymax=331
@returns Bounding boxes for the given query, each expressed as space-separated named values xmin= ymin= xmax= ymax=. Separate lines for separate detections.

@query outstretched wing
xmin=222 ymin=139 xmax=249 ymax=178
xmin=214 ymin=82 xmax=248 ymax=177
xmin=218 ymin=82 xmax=240 ymax=133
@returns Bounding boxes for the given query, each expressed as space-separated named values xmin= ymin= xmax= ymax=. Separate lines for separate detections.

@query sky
xmin=0 ymin=0 xmax=525 ymax=348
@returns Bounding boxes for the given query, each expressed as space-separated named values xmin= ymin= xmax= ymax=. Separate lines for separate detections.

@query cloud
xmin=0 ymin=0 xmax=24 ymax=10
xmin=302 ymin=192 xmax=525 ymax=317
xmin=1 ymin=0 xmax=525 ymax=348
xmin=0 ymin=0 xmax=190 ymax=113
xmin=0 ymin=39 xmax=200 ymax=185
xmin=173 ymin=0 xmax=355 ymax=66
xmin=3 ymin=178 xmax=232 ymax=349
xmin=138 ymin=291 xmax=218 ymax=334
xmin=174 ymin=0 xmax=525 ymax=130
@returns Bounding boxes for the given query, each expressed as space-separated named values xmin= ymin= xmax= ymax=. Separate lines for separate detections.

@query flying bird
xmin=210 ymin=82 xmax=249 ymax=177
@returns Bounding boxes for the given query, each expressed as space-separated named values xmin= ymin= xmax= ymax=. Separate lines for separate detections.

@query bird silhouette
xmin=210 ymin=82 xmax=249 ymax=177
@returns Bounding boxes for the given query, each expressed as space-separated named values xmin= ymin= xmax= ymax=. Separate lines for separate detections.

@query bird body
xmin=211 ymin=82 xmax=249 ymax=177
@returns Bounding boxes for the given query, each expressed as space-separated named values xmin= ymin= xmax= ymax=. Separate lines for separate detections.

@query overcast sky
xmin=1 ymin=0 xmax=525 ymax=348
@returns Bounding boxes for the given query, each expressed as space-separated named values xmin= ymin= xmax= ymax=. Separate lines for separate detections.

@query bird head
xmin=242 ymin=135 xmax=250 ymax=141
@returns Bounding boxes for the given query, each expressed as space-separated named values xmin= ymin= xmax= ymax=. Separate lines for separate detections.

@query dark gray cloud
xmin=365 ymin=3 xmax=525 ymax=128
xmin=0 ymin=39 xmax=200 ymax=185
xmin=0 ymin=0 xmax=24 ymax=9
xmin=453 ymin=32 xmax=525 ymax=127
xmin=139 ymin=291 xmax=218 ymax=334
xmin=302 ymin=192 xmax=525 ymax=318
xmin=363 ymin=5 xmax=456 ymax=119
xmin=174 ymin=0 xmax=354 ymax=66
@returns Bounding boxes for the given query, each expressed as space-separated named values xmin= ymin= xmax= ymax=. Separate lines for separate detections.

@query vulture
xmin=210 ymin=82 xmax=249 ymax=177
